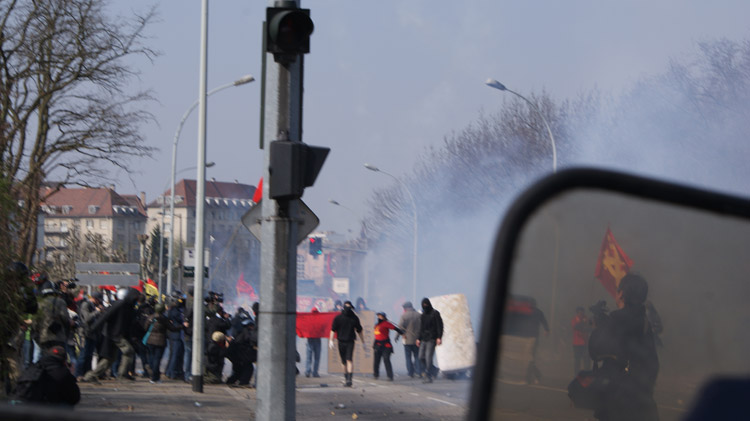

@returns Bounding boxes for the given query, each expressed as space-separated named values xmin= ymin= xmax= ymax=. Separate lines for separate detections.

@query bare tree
xmin=0 ymin=0 xmax=158 ymax=265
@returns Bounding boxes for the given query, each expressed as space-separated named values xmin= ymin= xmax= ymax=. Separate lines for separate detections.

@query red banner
xmin=236 ymin=273 xmax=258 ymax=300
xmin=296 ymin=311 xmax=338 ymax=338
xmin=594 ymin=227 xmax=634 ymax=298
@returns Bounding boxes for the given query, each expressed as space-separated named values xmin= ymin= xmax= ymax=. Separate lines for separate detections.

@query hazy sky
xmin=110 ymin=0 xmax=750 ymax=235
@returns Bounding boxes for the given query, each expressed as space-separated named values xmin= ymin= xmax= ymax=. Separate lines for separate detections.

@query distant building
xmin=41 ymin=186 xmax=147 ymax=264
xmin=145 ymin=179 xmax=259 ymax=292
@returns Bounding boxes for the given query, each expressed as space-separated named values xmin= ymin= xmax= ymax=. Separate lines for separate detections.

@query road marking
xmin=427 ymin=397 xmax=459 ymax=407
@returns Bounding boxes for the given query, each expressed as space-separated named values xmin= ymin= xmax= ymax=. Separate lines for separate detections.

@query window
xmin=88 ymin=205 xmax=99 ymax=214
xmin=61 ymin=222 xmax=68 ymax=233
xmin=86 ymin=219 xmax=94 ymax=228
xmin=100 ymin=220 xmax=106 ymax=229
xmin=62 ymin=205 xmax=72 ymax=215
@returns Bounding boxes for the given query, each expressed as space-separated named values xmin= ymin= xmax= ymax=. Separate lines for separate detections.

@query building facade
xmin=41 ymin=186 xmax=147 ymax=265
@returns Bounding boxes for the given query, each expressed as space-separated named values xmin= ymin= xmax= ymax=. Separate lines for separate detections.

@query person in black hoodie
xmin=416 ymin=297 xmax=443 ymax=383
xmin=82 ymin=288 xmax=139 ymax=383
xmin=589 ymin=274 xmax=659 ymax=421
xmin=329 ymin=301 xmax=365 ymax=387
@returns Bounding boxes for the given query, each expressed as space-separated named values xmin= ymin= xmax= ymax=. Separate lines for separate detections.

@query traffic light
xmin=266 ymin=6 xmax=314 ymax=63
xmin=308 ymin=237 xmax=323 ymax=256
xmin=269 ymin=140 xmax=329 ymax=200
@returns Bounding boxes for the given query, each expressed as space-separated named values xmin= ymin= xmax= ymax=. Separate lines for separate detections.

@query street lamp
xmin=329 ymin=198 xmax=370 ymax=299
xmin=364 ymin=163 xmax=418 ymax=304
xmin=485 ymin=78 xmax=557 ymax=173
xmin=166 ymin=74 xmax=254 ymax=297
xmin=159 ymin=163 xmax=214 ymax=297
xmin=486 ymin=78 xmax=561 ymax=333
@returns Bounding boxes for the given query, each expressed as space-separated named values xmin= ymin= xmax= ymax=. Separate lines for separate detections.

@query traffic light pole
xmin=257 ymin=1 xmax=304 ymax=419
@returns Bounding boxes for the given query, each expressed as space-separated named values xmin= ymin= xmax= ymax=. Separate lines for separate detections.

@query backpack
xmin=14 ymin=363 xmax=48 ymax=403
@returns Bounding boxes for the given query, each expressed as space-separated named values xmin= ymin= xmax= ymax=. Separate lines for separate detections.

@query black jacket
xmin=418 ymin=299 xmax=444 ymax=342
xmin=330 ymin=309 xmax=362 ymax=342
xmin=89 ymin=289 xmax=139 ymax=340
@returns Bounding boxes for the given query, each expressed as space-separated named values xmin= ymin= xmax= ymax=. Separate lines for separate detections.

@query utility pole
xmin=257 ymin=1 xmax=315 ymax=420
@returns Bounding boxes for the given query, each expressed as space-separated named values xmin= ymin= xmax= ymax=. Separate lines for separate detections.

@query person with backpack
xmin=14 ymin=345 xmax=80 ymax=407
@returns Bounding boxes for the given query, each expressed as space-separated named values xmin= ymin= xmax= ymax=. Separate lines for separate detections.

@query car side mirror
xmin=468 ymin=168 xmax=750 ymax=420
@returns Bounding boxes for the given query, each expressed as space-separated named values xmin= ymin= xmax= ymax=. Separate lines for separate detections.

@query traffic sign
xmin=242 ymin=199 xmax=319 ymax=244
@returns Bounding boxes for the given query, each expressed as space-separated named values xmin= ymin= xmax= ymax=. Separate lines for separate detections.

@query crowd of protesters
xmin=3 ymin=262 xmax=262 ymax=407
xmin=4 ymin=261 xmax=455 ymax=408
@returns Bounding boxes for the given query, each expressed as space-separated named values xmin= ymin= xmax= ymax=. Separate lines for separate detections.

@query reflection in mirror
xmin=490 ymin=189 xmax=750 ymax=420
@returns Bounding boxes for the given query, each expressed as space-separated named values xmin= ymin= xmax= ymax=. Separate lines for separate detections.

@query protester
xmin=82 ymin=288 xmax=139 ymax=383
xmin=416 ymin=297 xmax=443 ymax=383
xmin=304 ymin=308 xmax=322 ymax=378
xmin=165 ymin=295 xmax=184 ymax=380
xmin=329 ymin=301 xmax=365 ymax=387
xmin=589 ymin=274 xmax=660 ymax=421
xmin=205 ymin=331 xmax=228 ymax=384
xmin=398 ymin=301 xmax=422 ymax=378
xmin=372 ymin=312 xmax=404 ymax=381
xmin=75 ymin=291 xmax=104 ymax=380
xmin=143 ymin=302 xmax=173 ymax=383
xmin=14 ymin=345 xmax=80 ymax=407
xmin=32 ymin=280 xmax=73 ymax=353
xmin=226 ymin=318 xmax=257 ymax=387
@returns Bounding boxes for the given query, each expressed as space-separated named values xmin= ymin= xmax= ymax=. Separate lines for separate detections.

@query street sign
xmin=241 ymin=199 xmax=319 ymax=244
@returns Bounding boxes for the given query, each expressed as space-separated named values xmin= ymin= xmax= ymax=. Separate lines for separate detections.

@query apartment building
xmin=41 ymin=186 xmax=147 ymax=263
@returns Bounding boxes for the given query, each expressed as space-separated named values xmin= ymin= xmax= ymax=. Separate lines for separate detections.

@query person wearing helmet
xmin=32 ymin=279 xmax=73 ymax=354
xmin=82 ymin=288 xmax=140 ymax=383
xmin=372 ymin=312 xmax=404 ymax=381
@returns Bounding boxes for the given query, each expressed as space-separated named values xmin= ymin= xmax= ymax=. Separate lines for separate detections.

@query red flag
xmin=252 ymin=177 xmax=263 ymax=203
xmin=236 ymin=273 xmax=258 ymax=300
xmin=594 ymin=227 xmax=634 ymax=298
xmin=296 ymin=311 xmax=338 ymax=338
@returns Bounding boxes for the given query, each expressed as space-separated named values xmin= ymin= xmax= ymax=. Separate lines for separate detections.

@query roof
xmin=41 ymin=187 xmax=147 ymax=218
xmin=149 ymin=179 xmax=256 ymax=208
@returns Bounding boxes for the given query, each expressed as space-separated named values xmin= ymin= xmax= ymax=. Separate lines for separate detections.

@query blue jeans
xmin=166 ymin=337 xmax=183 ymax=378
xmin=305 ymin=338 xmax=321 ymax=376
xmin=75 ymin=337 xmax=97 ymax=377
xmin=418 ymin=340 xmax=437 ymax=379
xmin=183 ymin=336 xmax=192 ymax=381
xmin=148 ymin=344 xmax=166 ymax=381
xmin=404 ymin=344 xmax=421 ymax=377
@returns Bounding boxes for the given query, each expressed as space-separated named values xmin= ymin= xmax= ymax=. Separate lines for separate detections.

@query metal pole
xmin=191 ymin=0 xmax=208 ymax=393
xmin=157 ymin=197 xmax=165 ymax=302
xmin=258 ymin=1 xmax=303 ymax=418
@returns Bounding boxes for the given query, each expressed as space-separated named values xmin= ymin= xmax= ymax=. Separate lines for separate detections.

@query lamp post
xmin=166 ymin=74 xmax=254 ymax=298
xmin=329 ymin=199 xmax=369 ymax=298
xmin=364 ymin=163 xmax=418 ymax=304
xmin=485 ymin=78 xmax=557 ymax=173
xmin=486 ymin=78 xmax=561 ymax=336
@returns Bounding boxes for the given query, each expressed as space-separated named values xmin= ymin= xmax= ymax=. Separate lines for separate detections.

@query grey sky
xmin=111 ymin=0 xmax=750 ymax=235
